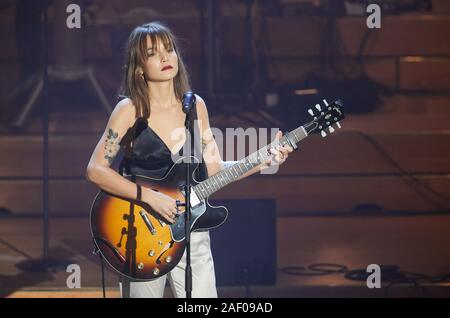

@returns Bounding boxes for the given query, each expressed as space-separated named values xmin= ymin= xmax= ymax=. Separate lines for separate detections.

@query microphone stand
xmin=180 ymin=92 xmax=196 ymax=298
xmin=16 ymin=1 xmax=71 ymax=275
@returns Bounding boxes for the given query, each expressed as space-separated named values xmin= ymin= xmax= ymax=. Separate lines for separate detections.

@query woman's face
xmin=143 ymin=35 xmax=179 ymax=82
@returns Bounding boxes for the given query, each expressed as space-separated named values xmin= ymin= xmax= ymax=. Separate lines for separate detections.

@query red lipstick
xmin=161 ymin=65 xmax=173 ymax=71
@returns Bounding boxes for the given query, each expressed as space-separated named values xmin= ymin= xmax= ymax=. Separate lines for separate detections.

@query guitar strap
xmin=118 ymin=117 xmax=147 ymax=181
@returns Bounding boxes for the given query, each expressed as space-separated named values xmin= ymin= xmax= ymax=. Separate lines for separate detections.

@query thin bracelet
xmin=136 ymin=184 xmax=142 ymax=201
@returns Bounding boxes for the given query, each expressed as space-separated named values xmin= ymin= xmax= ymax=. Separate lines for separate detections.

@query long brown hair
xmin=119 ymin=21 xmax=191 ymax=119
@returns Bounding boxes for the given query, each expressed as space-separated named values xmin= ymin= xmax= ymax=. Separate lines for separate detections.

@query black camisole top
xmin=118 ymin=104 xmax=208 ymax=182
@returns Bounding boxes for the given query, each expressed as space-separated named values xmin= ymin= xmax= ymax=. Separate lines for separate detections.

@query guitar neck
xmin=193 ymin=124 xmax=312 ymax=200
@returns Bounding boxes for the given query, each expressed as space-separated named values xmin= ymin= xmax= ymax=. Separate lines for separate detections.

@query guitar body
xmin=90 ymin=157 xmax=228 ymax=281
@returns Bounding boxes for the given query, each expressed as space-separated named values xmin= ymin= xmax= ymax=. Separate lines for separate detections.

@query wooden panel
xmin=2 ymin=215 xmax=450 ymax=296
xmin=214 ymin=176 xmax=450 ymax=214
xmin=432 ymin=0 xmax=450 ymax=13
xmin=279 ymin=133 xmax=450 ymax=175
xmin=0 ymin=132 xmax=449 ymax=177
xmin=341 ymin=93 xmax=450 ymax=133
xmin=263 ymin=57 xmax=450 ymax=91
xmin=262 ymin=16 xmax=450 ymax=58
xmin=400 ymin=57 xmax=450 ymax=90
xmin=2 ymin=15 xmax=450 ymax=61
xmin=342 ymin=112 xmax=450 ymax=133
xmin=277 ymin=215 xmax=450 ymax=283
xmin=264 ymin=17 xmax=324 ymax=58
xmin=377 ymin=94 xmax=450 ymax=115
xmin=0 ymin=134 xmax=99 ymax=177
xmin=0 ymin=179 xmax=98 ymax=215
xmin=0 ymin=136 xmax=43 ymax=177
xmin=0 ymin=176 xmax=448 ymax=215
xmin=266 ymin=59 xmax=397 ymax=87
xmin=337 ymin=16 xmax=450 ymax=57
xmin=2 ymin=16 xmax=450 ymax=95
xmin=220 ymin=133 xmax=450 ymax=175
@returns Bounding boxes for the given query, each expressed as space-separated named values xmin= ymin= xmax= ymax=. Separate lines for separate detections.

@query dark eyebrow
xmin=147 ymin=43 xmax=171 ymax=53
xmin=147 ymin=45 xmax=160 ymax=51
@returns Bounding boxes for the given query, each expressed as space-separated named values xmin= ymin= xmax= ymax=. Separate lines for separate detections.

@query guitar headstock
xmin=305 ymin=99 xmax=345 ymax=137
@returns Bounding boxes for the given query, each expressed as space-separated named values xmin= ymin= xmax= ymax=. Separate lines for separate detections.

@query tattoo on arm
xmin=104 ymin=128 xmax=121 ymax=165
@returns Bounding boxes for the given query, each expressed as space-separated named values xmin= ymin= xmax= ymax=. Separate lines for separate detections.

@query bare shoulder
xmin=110 ymin=98 xmax=137 ymax=127
xmin=195 ymin=94 xmax=206 ymax=106
xmin=113 ymin=98 xmax=136 ymax=117
xmin=194 ymin=94 xmax=208 ymax=119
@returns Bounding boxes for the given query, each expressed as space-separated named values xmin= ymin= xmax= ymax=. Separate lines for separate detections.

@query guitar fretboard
xmin=193 ymin=125 xmax=308 ymax=200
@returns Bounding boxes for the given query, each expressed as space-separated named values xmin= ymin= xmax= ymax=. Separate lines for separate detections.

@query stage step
xmin=0 ymin=175 xmax=448 ymax=216
xmin=268 ymin=57 xmax=450 ymax=91
xmin=0 ymin=108 xmax=449 ymax=216
xmin=1 ymin=130 xmax=448 ymax=177
xmin=2 ymin=215 xmax=450 ymax=298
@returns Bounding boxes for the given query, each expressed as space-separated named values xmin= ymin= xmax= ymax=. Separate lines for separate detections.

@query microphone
xmin=182 ymin=91 xmax=196 ymax=114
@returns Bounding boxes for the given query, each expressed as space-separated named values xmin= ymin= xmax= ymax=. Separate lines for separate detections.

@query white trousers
xmin=119 ymin=231 xmax=218 ymax=298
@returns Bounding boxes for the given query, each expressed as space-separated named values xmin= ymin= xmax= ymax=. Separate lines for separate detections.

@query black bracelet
xmin=136 ymin=184 xmax=142 ymax=201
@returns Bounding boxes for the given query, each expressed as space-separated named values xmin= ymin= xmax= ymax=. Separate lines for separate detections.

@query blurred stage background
xmin=0 ymin=0 xmax=449 ymax=298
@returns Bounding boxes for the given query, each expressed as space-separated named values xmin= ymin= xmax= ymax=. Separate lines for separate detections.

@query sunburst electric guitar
xmin=90 ymin=99 xmax=345 ymax=280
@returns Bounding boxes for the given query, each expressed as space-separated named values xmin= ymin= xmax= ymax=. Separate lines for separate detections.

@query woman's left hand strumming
xmin=262 ymin=131 xmax=294 ymax=169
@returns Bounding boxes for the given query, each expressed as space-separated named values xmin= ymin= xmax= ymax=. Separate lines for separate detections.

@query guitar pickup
xmin=139 ymin=210 xmax=156 ymax=235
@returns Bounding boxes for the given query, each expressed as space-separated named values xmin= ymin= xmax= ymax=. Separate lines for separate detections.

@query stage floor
xmin=1 ymin=215 xmax=450 ymax=298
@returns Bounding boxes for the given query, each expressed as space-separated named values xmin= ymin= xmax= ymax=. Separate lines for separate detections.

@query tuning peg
xmin=315 ymin=104 xmax=321 ymax=111
xmin=308 ymin=108 xmax=314 ymax=116
xmin=329 ymin=126 xmax=335 ymax=133
xmin=336 ymin=122 xmax=341 ymax=129
xmin=323 ymin=99 xmax=329 ymax=106
xmin=320 ymin=130 xmax=327 ymax=137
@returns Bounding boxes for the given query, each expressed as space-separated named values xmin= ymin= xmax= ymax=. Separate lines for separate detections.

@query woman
xmin=86 ymin=21 xmax=293 ymax=298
